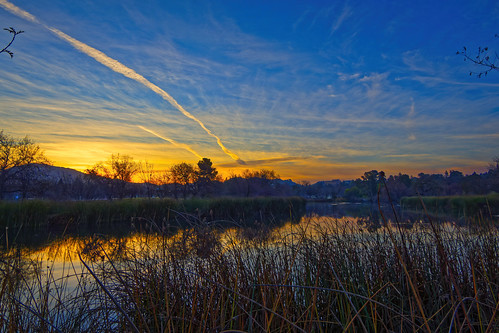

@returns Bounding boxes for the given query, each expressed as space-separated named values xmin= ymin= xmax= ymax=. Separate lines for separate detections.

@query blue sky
xmin=0 ymin=0 xmax=498 ymax=181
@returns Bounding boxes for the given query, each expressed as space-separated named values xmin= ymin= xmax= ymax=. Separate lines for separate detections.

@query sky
xmin=0 ymin=0 xmax=498 ymax=182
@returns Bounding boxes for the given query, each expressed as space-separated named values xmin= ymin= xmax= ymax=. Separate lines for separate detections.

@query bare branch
xmin=457 ymin=34 xmax=498 ymax=78
xmin=1 ymin=27 xmax=24 ymax=58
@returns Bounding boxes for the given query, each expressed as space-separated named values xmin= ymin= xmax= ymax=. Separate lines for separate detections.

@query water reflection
xmin=1 ymin=202 xmax=494 ymax=283
xmin=4 ymin=209 xmax=466 ymax=267
xmin=0 ymin=204 xmax=494 ymax=318
xmin=1 ymin=202 xmax=496 ymax=332
xmin=0 ymin=202 xmax=481 ymax=255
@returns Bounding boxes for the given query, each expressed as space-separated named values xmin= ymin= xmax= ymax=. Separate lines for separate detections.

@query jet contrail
xmin=0 ymin=0 xmax=39 ymax=23
xmin=0 ymin=0 xmax=243 ymax=163
xmin=138 ymin=125 xmax=202 ymax=159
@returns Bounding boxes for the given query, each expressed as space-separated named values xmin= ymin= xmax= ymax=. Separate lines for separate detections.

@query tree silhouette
xmin=0 ymin=130 xmax=49 ymax=199
xmin=457 ymin=34 xmax=498 ymax=78
xmin=196 ymin=158 xmax=218 ymax=182
xmin=85 ymin=154 xmax=139 ymax=199
xmin=170 ymin=162 xmax=195 ymax=198
xmin=138 ymin=161 xmax=157 ymax=198
xmin=361 ymin=170 xmax=379 ymax=201
xmin=195 ymin=158 xmax=218 ymax=196
xmin=1 ymin=27 xmax=24 ymax=58
xmin=236 ymin=169 xmax=280 ymax=196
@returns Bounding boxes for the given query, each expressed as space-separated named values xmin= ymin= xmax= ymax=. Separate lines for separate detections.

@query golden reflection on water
xmin=0 ymin=214 xmax=478 ymax=301
xmin=17 ymin=214 xmax=465 ymax=266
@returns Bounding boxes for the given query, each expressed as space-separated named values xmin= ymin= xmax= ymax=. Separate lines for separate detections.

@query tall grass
xmin=401 ymin=193 xmax=499 ymax=219
xmin=0 ymin=197 xmax=306 ymax=228
xmin=1 ymin=212 xmax=497 ymax=332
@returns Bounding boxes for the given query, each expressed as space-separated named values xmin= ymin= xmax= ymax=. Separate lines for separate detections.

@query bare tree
xmin=457 ymin=34 xmax=498 ymax=78
xmin=241 ymin=169 xmax=280 ymax=180
xmin=0 ymin=130 xmax=49 ymax=199
xmin=236 ymin=168 xmax=280 ymax=196
xmin=138 ymin=160 xmax=158 ymax=198
xmin=154 ymin=170 xmax=172 ymax=198
xmin=109 ymin=154 xmax=139 ymax=183
xmin=1 ymin=27 xmax=24 ymax=58
xmin=85 ymin=154 xmax=139 ymax=199
xmin=169 ymin=162 xmax=195 ymax=199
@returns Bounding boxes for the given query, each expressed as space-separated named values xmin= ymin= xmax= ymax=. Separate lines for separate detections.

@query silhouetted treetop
xmin=0 ymin=130 xmax=49 ymax=199
xmin=196 ymin=158 xmax=218 ymax=182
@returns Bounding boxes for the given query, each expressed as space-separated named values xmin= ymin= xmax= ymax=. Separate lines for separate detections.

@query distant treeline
xmin=0 ymin=130 xmax=498 ymax=201
xmin=1 ymin=162 xmax=499 ymax=203
xmin=342 ymin=167 xmax=499 ymax=203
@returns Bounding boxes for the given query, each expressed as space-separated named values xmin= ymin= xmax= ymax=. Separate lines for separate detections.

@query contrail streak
xmin=0 ymin=0 xmax=243 ymax=163
xmin=0 ymin=0 xmax=39 ymax=23
xmin=138 ymin=125 xmax=202 ymax=159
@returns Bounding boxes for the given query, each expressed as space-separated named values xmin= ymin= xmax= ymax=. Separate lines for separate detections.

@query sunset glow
xmin=1 ymin=0 xmax=498 ymax=182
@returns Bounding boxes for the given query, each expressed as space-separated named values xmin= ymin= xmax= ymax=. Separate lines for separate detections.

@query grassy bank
xmin=0 ymin=216 xmax=497 ymax=332
xmin=0 ymin=196 xmax=306 ymax=228
xmin=401 ymin=193 xmax=499 ymax=218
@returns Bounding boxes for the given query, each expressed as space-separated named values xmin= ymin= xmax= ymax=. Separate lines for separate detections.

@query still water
xmin=2 ymin=201 xmax=484 ymax=255
xmin=2 ymin=202 xmax=441 ymax=252
xmin=1 ymin=202 xmax=495 ymax=331
xmin=1 ymin=202 xmax=474 ymax=276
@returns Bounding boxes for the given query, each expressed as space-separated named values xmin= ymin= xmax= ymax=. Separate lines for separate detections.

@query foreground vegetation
xmin=401 ymin=193 xmax=499 ymax=218
xmin=0 ymin=212 xmax=497 ymax=332
xmin=0 ymin=196 xmax=306 ymax=228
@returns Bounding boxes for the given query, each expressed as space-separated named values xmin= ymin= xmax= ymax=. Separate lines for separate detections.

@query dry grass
xmin=1 ymin=207 xmax=498 ymax=332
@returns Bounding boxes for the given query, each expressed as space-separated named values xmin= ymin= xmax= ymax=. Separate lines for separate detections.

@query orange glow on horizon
xmin=42 ymin=141 xmax=490 ymax=184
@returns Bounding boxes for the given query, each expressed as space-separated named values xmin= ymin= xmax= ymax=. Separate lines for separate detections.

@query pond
xmin=0 ymin=201 xmax=465 ymax=251
xmin=1 ymin=202 xmax=497 ymax=332
xmin=0 ymin=202 xmax=492 ymax=282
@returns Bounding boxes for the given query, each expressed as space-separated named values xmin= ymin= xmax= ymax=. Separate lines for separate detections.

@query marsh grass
xmin=0 ymin=196 xmax=306 ymax=229
xmin=401 ymin=193 xmax=499 ymax=219
xmin=1 ymin=206 xmax=498 ymax=332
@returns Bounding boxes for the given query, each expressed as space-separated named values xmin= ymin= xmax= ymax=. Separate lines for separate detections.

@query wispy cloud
xmin=219 ymin=156 xmax=308 ymax=168
xmin=405 ymin=98 xmax=416 ymax=140
xmin=384 ymin=153 xmax=431 ymax=158
xmin=49 ymin=26 xmax=242 ymax=161
xmin=0 ymin=0 xmax=38 ymax=23
xmin=338 ymin=72 xmax=361 ymax=81
xmin=138 ymin=126 xmax=202 ymax=159
xmin=450 ymin=133 xmax=499 ymax=139
xmin=1 ymin=0 xmax=498 ymax=181
xmin=0 ymin=0 xmax=242 ymax=163
xmin=330 ymin=4 xmax=352 ymax=36
xmin=358 ymin=73 xmax=389 ymax=98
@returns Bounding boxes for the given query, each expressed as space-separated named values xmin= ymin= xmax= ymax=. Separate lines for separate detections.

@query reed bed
xmin=0 ymin=196 xmax=306 ymax=228
xmin=0 ymin=212 xmax=497 ymax=332
xmin=401 ymin=193 xmax=499 ymax=218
